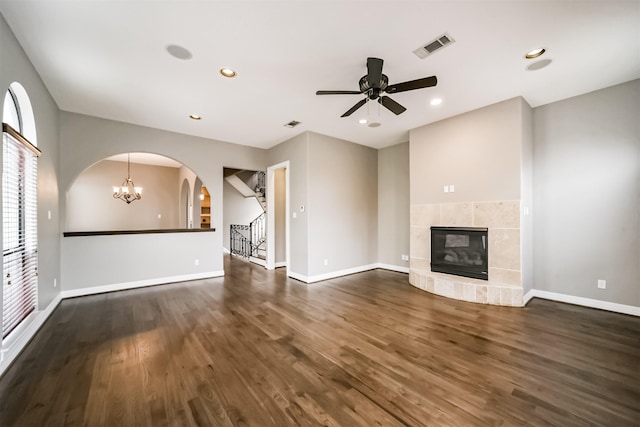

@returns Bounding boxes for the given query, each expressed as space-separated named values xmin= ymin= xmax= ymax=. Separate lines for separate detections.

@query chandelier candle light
xmin=112 ymin=153 xmax=142 ymax=204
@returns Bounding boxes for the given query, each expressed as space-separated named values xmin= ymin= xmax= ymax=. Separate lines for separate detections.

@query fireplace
xmin=431 ymin=227 xmax=488 ymax=280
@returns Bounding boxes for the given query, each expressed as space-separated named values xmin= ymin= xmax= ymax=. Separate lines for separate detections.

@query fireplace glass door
xmin=430 ymin=227 xmax=488 ymax=280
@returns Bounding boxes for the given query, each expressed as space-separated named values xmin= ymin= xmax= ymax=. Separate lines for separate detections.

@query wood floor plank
xmin=1 ymin=256 xmax=638 ymax=426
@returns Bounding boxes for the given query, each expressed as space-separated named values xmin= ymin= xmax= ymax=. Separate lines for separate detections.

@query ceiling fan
xmin=316 ymin=57 xmax=437 ymax=118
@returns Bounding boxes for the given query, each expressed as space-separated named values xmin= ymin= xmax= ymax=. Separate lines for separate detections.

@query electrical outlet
xmin=449 ymin=184 xmax=455 ymax=193
xmin=54 ymin=278 xmax=57 ymax=288
xmin=324 ymin=259 xmax=328 ymax=266
xmin=597 ymin=279 xmax=606 ymax=289
xmin=194 ymin=259 xmax=200 ymax=266
xmin=443 ymin=185 xmax=449 ymax=193
xmin=401 ymin=254 xmax=409 ymax=261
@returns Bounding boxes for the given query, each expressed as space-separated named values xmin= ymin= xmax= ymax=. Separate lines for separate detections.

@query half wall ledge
xmin=63 ymin=228 xmax=216 ymax=237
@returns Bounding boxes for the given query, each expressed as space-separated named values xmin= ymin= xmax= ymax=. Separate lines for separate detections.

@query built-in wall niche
xmin=200 ymin=186 xmax=211 ymax=229
xmin=66 ymin=152 xmax=205 ymax=232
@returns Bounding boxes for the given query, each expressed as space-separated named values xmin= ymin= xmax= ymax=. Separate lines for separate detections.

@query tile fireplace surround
xmin=410 ymin=200 xmax=523 ymax=306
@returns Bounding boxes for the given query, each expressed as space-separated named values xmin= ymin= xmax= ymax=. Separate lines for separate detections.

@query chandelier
xmin=112 ymin=153 xmax=142 ymax=204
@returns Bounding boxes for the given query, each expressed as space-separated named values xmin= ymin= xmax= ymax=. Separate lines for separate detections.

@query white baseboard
xmin=527 ymin=289 xmax=639 ymax=316
xmin=0 ymin=293 xmax=63 ymax=377
xmin=222 ymin=247 xmax=230 ymax=254
xmin=376 ymin=263 xmax=410 ymax=274
xmin=274 ymin=261 xmax=287 ymax=268
xmin=61 ymin=271 xmax=225 ymax=299
xmin=288 ymin=264 xmax=379 ymax=284
xmin=523 ymin=289 xmax=535 ymax=305
xmin=287 ymin=271 xmax=308 ymax=283
xmin=289 ymin=263 xmax=407 ymax=283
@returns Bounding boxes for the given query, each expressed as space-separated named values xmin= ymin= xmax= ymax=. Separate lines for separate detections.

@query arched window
xmin=2 ymin=83 xmax=40 ymax=339
xmin=3 ymin=88 xmax=22 ymax=132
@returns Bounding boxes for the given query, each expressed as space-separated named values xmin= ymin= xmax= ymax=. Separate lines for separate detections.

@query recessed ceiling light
xmin=430 ymin=98 xmax=443 ymax=106
xmin=220 ymin=68 xmax=237 ymax=78
xmin=525 ymin=48 xmax=546 ymax=59
xmin=189 ymin=114 xmax=201 ymax=120
xmin=358 ymin=118 xmax=368 ymax=124
xmin=166 ymin=44 xmax=192 ymax=60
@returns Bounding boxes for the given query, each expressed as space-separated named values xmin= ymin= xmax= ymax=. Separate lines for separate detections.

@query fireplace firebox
xmin=430 ymin=227 xmax=488 ymax=280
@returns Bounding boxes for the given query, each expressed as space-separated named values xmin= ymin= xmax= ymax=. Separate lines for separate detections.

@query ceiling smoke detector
xmin=413 ymin=33 xmax=455 ymax=59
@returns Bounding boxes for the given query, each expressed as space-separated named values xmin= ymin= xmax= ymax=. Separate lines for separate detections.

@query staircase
xmin=228 ymin=170 xmax=267 ymax=265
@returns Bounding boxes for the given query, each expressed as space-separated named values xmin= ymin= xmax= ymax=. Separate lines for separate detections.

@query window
xmin=2 ymin=85 xmax=40 ymax=339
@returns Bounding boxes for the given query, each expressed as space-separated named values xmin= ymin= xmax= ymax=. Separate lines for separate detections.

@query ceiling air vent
xmin=413 ymin=33 xmax=455 ymax=59
xmin=284 ymin=120 xmax=301 ymax=128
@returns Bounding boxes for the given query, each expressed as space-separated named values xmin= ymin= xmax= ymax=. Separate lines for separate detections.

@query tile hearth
xmin=410 ymin=200 xmax=523 ymax=307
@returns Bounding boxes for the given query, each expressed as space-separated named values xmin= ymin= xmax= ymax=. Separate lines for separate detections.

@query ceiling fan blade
xmin=367 ymin=57 xmax=384 ymax=88
xmin=378 ymin=96 xmax=406 ymax=115
xmin=341 ymin=98 xmax=368 ymax=117
xmin=316 ymin=90 xmax=362 ymax=95
xmin=386 ymin=76 xmax=437 ymax=94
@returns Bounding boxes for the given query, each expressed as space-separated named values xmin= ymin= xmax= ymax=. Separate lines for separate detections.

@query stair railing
xmin=249 ymin=212 xmax=266 ymax=257
xmin=230 ymin=224 xmax=251 ymax=258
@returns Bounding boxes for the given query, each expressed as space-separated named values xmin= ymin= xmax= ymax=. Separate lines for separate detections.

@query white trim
xmin=287 ymin=271 xmax=308 ymax=283
xmin=266 ymin=161 xmax=290 ymax=271
xmin=222 ymin=246 xmax=230 ymax=254
xmin=1 ymin=293 xmax=62 ymax=376
xmin=528 ymin=289 xmax=640 ymax=316
xmin=60 ymin=271 xmax=224 ymax=299
xmin=274 ymin=261 xmax=287 ymax=268
xmin=523 ymin=289 xmax=535 ymax=305
xmin=376 ymin=263 xmax=410 ymax=274
xmin=289 ymin=264 xmax=379 ymax=284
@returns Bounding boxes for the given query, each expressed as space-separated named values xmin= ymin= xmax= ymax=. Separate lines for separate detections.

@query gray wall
xmin=267 ymin=133 xmax=309 ymax=277
xmin=533 ymin=80 xmax=640 ymax=306
xmin=222 ymin=178 xmax=264 ymax=251
xmin=67 ymin=160 xmax=181 ymax=231
xmin=61 ymin=232 xmax=218 ymax=291
xmin=521 ymin=99 xmax=534 ymax=296
xmin=0 ymin=13 xmax=61 ymax=310
xmin=307 ymin=132 xmax=378 ymax=276
xmin=59 ymin=111 xmax=267 ymax=288
xmin=410 ymin=97 xmax=524 ymax=204
xmin=377 ymin=142 xmax=410 ymax=269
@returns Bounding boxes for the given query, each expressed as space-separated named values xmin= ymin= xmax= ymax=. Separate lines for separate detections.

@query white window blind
xmin=2 ymin=123 xmax=40 ymax=339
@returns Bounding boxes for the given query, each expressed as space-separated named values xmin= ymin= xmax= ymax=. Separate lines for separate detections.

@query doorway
xmin=266 ymin=161 xmax=289 ymax=270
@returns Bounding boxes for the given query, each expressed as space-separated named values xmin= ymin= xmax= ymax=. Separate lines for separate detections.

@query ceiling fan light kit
xmin=316 ymin=57 xmax=437 ymax=118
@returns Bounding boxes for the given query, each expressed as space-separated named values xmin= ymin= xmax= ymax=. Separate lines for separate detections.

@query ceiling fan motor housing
xmin=359 ymin=74 xmax=388 ymax=99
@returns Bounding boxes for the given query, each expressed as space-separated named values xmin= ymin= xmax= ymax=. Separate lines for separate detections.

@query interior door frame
xmin=266 ymin=161 xmax=290 ymax=271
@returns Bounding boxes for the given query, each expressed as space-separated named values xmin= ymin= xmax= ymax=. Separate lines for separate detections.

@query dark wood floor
xmin=1 ymin=256 xmax=639 ymax=426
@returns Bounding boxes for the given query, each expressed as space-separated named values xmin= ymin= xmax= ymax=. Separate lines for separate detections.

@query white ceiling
xmin=1 ymin=1 xmax=638 ymax=150
xmin=105 ymin=153 xmax=183 ymax=168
